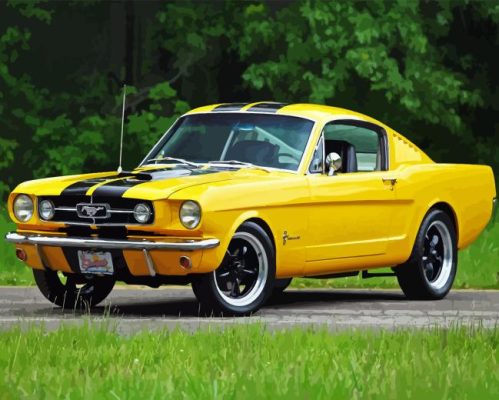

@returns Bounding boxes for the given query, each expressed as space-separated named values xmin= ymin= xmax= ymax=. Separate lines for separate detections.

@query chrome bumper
xmin=5 ymin=232 xmax=220 ymax=251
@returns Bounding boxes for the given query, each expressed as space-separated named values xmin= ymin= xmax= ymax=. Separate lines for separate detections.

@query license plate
xmin=77 ymin=250 xmax=114 ymax=275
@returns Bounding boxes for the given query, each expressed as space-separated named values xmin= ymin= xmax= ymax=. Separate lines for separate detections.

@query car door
xmin=305 ymin=120 xmax=397 ymax=263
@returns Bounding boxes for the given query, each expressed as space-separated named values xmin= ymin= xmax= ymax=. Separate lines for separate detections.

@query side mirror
xmin=326 ymin=152 xmax=342 ymax=175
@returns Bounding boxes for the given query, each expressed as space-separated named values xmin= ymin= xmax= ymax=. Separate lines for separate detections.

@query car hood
xmin=13 ymin=166 xmax=285 ymax=201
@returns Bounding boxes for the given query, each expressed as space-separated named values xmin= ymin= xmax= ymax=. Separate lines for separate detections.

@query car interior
xmin=323 ymin=123 xmax=384 ymax=174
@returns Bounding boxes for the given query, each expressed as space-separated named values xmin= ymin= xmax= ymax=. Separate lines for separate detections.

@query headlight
xmin=133 ymin=203 xmax=152 ymax=224
xmin=13 ymin=194 xmax=34 ymax=222
xmin=180 ymin=201 xmax=201 ymax=229
xmin=39 ymin=200 xmax=55 ymax=220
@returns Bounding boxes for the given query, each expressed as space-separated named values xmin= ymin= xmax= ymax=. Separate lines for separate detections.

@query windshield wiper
xmin=143 ymin=157 xmax=198 ymax=168
xmin=208 ymin=160 xmax=270 ymax=172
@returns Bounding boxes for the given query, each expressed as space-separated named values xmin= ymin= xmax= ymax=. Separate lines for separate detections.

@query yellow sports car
xmin=5 ymin=102 xmax=497 ymax=315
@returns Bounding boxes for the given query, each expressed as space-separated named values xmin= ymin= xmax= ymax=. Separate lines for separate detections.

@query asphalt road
xmin=0 ymin=287 xmax=498 ymax=333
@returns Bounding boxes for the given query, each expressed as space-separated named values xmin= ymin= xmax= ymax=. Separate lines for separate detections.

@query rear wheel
xmin=191 ymin=221 xmax=275 ymax=316
xmin=33 ymin=269 xmax=115 ymax=308
xmin=395 ymin=209 xmax=457 ymax=300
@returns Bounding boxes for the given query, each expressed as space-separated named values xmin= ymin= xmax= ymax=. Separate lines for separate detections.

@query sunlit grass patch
xmin=0 ymin=323 xmax=497 ymax=399
xmin=0 ymin=207 xmax=33 ymax=286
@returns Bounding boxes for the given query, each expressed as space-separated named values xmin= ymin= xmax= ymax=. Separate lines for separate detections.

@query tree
xmin=0 ymin=0 xmax=497 ymax=199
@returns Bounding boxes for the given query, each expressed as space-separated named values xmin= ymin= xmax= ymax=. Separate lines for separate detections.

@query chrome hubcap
xmin=422 ymin=221 xmax=453 ymax=290
xmin=214 ymin=231 xmax=268 ymax=307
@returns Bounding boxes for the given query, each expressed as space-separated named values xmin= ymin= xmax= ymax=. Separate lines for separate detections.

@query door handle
xmin=382 ymin=177 xmax=397 ymax=189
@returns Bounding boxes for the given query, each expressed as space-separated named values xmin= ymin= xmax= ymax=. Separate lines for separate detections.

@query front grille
xmin=40 ymin=196 xmax=154 ymax=226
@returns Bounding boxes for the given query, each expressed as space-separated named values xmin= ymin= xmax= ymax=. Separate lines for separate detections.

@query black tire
xmin=395 ymin=209 xmax=457 ymax=300
xmin=272 ymin=278 xmax=292 ymax=296
xmin=33 ymin=269 xmax=115 ymax=309
xmin=191 ymin=221 xmax=276 ymax=316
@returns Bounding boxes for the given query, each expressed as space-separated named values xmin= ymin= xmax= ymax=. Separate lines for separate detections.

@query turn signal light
xmin=179 ymin=256 xmax=192 ymax=269
xmin=15 ymin=248 xmax=27 ymax=261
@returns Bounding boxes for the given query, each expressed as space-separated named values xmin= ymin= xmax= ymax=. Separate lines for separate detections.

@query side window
xmin=324 ymin=123 xmax=384 ymax=173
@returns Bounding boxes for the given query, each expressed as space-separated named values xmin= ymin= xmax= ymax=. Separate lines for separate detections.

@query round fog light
xmin=133 ymin=203 xmax=152 ymax=224
xmin=39 ymin=199 xmax=55 ymax=220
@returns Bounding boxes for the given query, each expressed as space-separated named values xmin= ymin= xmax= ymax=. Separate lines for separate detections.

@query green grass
xmin=0 ymin=324 xmax=497 ymax=399
xmin=0 ymin=207 xmax=33 ymax=285
xmin=0 ymin=207 xmax=497 ymax=288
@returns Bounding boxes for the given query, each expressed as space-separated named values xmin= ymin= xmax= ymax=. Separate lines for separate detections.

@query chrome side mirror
xmin=326 ymin=152 xmax=342 ymax=175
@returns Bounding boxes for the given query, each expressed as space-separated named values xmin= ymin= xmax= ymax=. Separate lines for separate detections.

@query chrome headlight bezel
xmin=13 ymin=194 xmax=34 ymax=222
xmin=179 ymin=200 xmax=201 ymax=229
xmin=39 ymin=199 xmax=55 ymax=221
xmin=133 ymin=203 xmax=152 ymax=224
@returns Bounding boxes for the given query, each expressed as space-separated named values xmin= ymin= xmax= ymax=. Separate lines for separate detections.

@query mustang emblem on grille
xmin=76 ymin=203 xmax=109 ymax=219
xmin=81 ymin=206 xmax=104 ymax=217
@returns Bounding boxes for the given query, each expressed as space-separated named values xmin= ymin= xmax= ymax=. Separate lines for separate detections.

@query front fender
xmin=197 ymin=210 xmax=262 ymax=273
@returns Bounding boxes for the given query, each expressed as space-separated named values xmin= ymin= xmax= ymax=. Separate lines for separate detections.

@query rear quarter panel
xmin=392 ymin=163 xmax=496 ymax=263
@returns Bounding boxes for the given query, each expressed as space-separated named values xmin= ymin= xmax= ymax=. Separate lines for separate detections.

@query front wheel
xmin=272 ymin=278 xmax=292 ymax=296
xmin=191 ymin=221 xmax=276 ymax=316
xmin=395 ymin=209 xmax=457 ymax=300
xmin=33 ymin=269 xmax=115 ymax=308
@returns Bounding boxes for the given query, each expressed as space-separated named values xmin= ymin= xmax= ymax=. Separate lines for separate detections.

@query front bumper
xmin=5 ymin=232 xmax=220 ymax=277
xmin=5 ymin=232 xmax=220 ymax=251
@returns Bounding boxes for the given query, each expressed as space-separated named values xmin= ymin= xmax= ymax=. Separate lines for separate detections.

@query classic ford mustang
xmin=5 ymin=102 xmax=496 ymax=315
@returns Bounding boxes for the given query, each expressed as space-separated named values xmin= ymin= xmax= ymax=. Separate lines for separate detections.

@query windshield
xmin=144 ymin=113 xmax=314 ymax=171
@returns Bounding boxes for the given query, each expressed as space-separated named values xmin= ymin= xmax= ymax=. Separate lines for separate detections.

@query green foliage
xmin=0 ymin=0 xmax=497 ymax=193
xmin=7 ymin=0 xmax=53 ymax=24
xmin=0 ymin=324 xmax=498 ymax=399
xmin=236 ymin=0 xmax=485 ymax=136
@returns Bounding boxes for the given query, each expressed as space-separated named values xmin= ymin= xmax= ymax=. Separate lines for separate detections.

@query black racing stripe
xmin=92 ymin=168 xmax=221 ymax=198
xmin=212 ymin=103 xmax=249 ymax=112
xmin=246 ymin=102 xmax=288 ymax=113
xmin=60 ymin=176 xmax=117 ymax=197
xmin=91 ymin=177 xmax=144 ymax=198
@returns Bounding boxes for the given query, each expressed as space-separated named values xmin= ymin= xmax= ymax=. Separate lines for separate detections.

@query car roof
xmin=185 ymin=102 xmax=382 ymax=126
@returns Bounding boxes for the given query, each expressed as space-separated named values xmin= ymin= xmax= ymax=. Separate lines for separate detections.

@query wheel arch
xmin=428 ymin=201 xmax=459 ymax=242
xmin=245 ymin=217 xmax=276 ymax=252
xmin=215 ymin=211 xmax=277 ymax=261
xmin=399 ymin=200 xmax=460 ymax=267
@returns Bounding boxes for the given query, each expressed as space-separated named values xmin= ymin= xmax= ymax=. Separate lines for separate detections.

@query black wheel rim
xmin=423 ymin=226 xmax=444 ymax=282
xmin=216 ymin=238 xmax=259 ymax=298
xmin=422 ymin=220 xmax=453 ymax=289
xmin=213 ymin=231 xmax=268 ymax=307
xmin=56 ymin=271 xmax=96 ymax=297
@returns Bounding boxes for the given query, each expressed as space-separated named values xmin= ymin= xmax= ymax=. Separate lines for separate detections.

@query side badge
xmin=282 ymin=231 xmax=301 ymax=245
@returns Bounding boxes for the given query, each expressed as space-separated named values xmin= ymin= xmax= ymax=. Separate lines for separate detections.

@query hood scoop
xmin=117 ymin=168 xmax=193 ymax=182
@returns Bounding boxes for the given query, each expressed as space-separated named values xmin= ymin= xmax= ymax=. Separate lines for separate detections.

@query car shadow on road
xmin=266 ymin=289 xmax=406 ymax=308
xmin=33 ymin=289 xmax=406 ymax=318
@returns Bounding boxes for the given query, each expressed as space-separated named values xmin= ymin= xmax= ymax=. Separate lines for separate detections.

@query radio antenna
xmin=117 ymin=84 xmax=126 ymax=173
